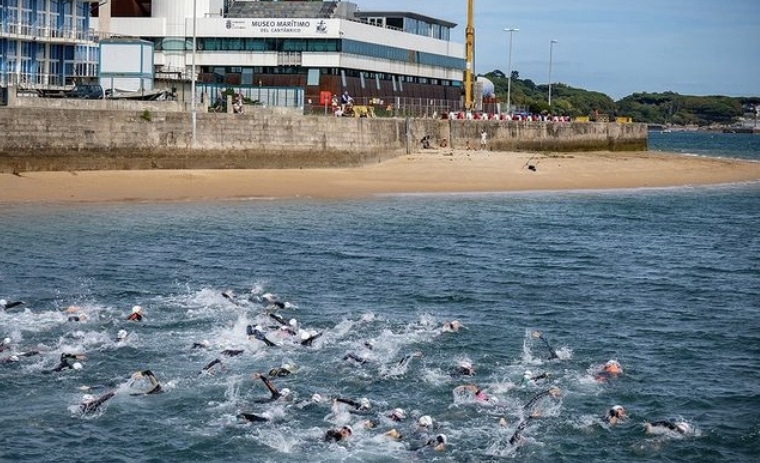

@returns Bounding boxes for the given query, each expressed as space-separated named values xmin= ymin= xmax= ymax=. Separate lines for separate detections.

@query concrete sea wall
xmin=0 ymin=107 xmax=647 ymax=172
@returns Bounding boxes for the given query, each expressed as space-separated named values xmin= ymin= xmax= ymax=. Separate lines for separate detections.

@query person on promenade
xmin=480 ymin=129 xmax=488 ymax=151
xmin=340 ymin=90 xmax=354 ymax=112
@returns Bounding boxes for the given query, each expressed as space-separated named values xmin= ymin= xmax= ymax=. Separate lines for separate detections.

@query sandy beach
xmin=2 ymin=149 xmax=759 ymax=203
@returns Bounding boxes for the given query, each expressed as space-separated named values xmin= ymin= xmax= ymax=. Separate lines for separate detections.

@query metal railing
xmin=304 ymin=95 xmax=461 ymax=118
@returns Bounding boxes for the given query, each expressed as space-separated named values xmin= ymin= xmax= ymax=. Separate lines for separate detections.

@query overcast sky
xmin=355 ymin=0 xmax=760 ymax=100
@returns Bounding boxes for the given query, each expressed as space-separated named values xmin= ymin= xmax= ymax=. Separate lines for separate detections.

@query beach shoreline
xmin=2 ymin=149 xmax=759 ymax=204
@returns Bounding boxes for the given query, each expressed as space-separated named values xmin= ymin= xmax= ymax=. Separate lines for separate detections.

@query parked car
xmin=65 ymin=84 xmax=104 ymax=99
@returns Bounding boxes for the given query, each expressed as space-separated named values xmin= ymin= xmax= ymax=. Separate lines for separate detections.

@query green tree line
xmin=482 ymin=70 xmax=759 ymax=126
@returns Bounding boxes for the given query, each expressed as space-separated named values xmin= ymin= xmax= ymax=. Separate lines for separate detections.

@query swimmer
xmin=395 ymin=351 xmax=423 ymax=369
xmin=0 ymin=337 xmax=12 ymax=352
xmin=385 ymin=428 xmax=403 ymax=441
xmin=129 ymin=370 xmax=162 ymax=395
xmin=300 ymin=330 xmax=323 ymax=347
xmin=270 ymin=314 xmax=298 ymax=336
xmin=64 ymin=305 xmax=87 ymax=322
xmin=246 ymin=325 xmax=277 ymax=347
xmin=644 ymin=420 xmax=690 ymax=435
xmin=1 ymin=350 xmax=39 ymax=363
xmin=441 ymin=320 xmax=462 ymax=333
xmin=237 ymin=411 xmax=271 ymax=423
xmin=80 ymin=390 xmax=116 ymax=414
xmin=220 ymin=349 xmax=244 ymax=357
xmin=454 ymin=384 xmax=491 ymax=402
xmin=221 ymin=291 xmax=240 ymax=306
xmin=46 ymin=353 xmax=86 ymax=373
xmin=523 ymin=387 xmax=561 ymax=413
xmin=268 ymin=363 xmax=295 ymax=377
xmin=192 ymin=340 xmax=210 ymax=349
xmin=388 ymin=408 xmax=406 ymax=422
xmin=605 ymin=405 xmax=626 ymax=426
xmin=334 ymin=397 xmax=371 ymax=413
xmin=531 ymin=330 xmax=559 ymax=360
xmin=520 ymin=370 xmax=551 ymax=387
xmin=126 ymin=306 xmax=144 ymax=322
xmin=595 ymin=360 xmax=623 ymax=382
xmin=116 ymin=330 xmax=129 ymax=342
xmin=425 ymin=434 xmax=447 ymax=451
xmin=451 ymin=360 xmax=475 ymax=377
xmin=417 ymin=415 xmax=434 ymax=430
xmin=509 ymin=416 xmax=537 ymax=446
xmin=0 ymin=299 xmax=25 ymax=310
xmin=343 ymin=352 xmax=369 ymax=365
xmin=200 ymin=358 xmax=224 ymax=376
xmin=251 ymin=372 xmax=290 ymax=402
xmin=324 ymin=425 xmax=352 ymax=442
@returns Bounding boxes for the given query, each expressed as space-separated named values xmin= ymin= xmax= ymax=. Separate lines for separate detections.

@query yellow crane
xmin=464 ymin=0 xmax=475 ymax=110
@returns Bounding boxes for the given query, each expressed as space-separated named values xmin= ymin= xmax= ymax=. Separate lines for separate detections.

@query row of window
xmin=157 ymin=37 xmax=465 ymax=71
xmin=203 ymin=65 xmax=462 ymax=88
xmin=1 ymin=39 xmax=95 ymax=61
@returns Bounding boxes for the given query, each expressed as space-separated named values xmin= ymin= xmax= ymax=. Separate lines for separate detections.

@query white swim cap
xmin=283 ymin=363 xmax=294 ymax=372
xmin=0 ymin=299 xmax=7 ymax=306
xmin=359 ymin=397 xmax=371 ymax=410
xmin=344 ymin=425 xmax=353 ymax=434
xmin=418 ymin=415 xmax=433 ymax=427
xmin=82 ymin=394 xmax=95 ymax=403
xmin=9 ymin=355 xmax=19 ymax=362
xmin=391 ymin=408 xmax=406 ymax=419
xmin=437 ymin=434 xmax=447 ymax=444
xmin=612 ymin=405 xmax=624 ymax=412
xmin=279 ymin=388 xmax=291 ymax=397
xmin=73 ymin=362 xmax=83 ymax=370
xmin=117 ymin=330 xmax=128 ymax=340
xmin=3 ymin=337 xmax=11 ymax=345
xmin=254 ymin=325 xmax=262 ymax=332
xmin=131 ymin=305 xmax=142 ymax=314
xmin=460 ymin=361 xmax=472 ymax=370
xmin=311 ymin=393 xmax=323 ymax=403
xmin=524 ymin=370 xmax=532 ymax=377
xmin=289 ymin=318 xmax=298 ymax=328
xmin=300 ymin=331 xmax=311 ymax=341
xmin=676 ymin=422 xmax=690 ymax=434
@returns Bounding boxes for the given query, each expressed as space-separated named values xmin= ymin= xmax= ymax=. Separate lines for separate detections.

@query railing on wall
xmin=200 ymin=84 xmax=304 ymax=110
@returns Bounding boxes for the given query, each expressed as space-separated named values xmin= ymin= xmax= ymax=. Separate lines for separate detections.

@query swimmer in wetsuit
xmin=129 ymin=370 xmax=162 ymax=395
xmin=80 ymin=391 xmax=116 ymax=414
xmin=509 ymin=416 xmax=537 ymax=446
xmin=247 ymin=325 xmax=277 ymax=347
xmin=520 ymin=370 xmax=551 ymax=387
xmin=531 ymin=331 xmax=559 ymax=360
xmin=46 ymin=353 xmax=86 ymax=373
xmin=605 ymin=405 xmax=626 ymax=426
xmin=334 ymin=397 xmax=371 ymax=413
xmin=126 ymin=306 xmax=144 ymax=322
xmin=523 ymin=387 xmax=561 ymax=413
xmin=300 ymin=331 xmax=323 ymax=347
xmin=0 ymin=299 xmax=25 ymax=310
xmin=595 ymin=360 xmax=623 ymax=382
xmin=0 ymin=337 xmax=12 ymax=353
xmin=644 ymin=420 xmax=690 ymax=435
xmin=324 ymin=425 xmax=352 ymax=442
xmin=251 ymin=372 xmax=290 ymax=402
xmin=268 ymin=363 xmax=295 ymax=377
xmin=395 ymin=351 xmax=423 ymax=369
xmin=200 ymin=358 xmax=225 ymax=376
xmin=451 ymin=361 xmax=475 ymax=377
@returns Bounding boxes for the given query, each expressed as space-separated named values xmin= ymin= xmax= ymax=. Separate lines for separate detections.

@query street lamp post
xmin=504 ymin=27 xmax=518 ymax=115
xmin=191 ymin=0 xmax=197 ymax=147
xmin=548 ymin=39 xmax=558 ymax=108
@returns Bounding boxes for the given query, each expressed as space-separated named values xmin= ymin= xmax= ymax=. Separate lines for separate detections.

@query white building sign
xmin=195 ymin=18 xmax=340 ymax=38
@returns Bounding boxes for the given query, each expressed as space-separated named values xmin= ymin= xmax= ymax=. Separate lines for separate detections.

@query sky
xmin=355 ymin=0 xmax=760 ymax=100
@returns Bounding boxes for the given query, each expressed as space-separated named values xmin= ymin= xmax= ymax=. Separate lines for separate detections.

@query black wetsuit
xmin=510 ymin=416 xmax=536 ymax=446
xmin=47 ymin=353 xmax=80 ymax=373
xmin=523 ymin=389 xmax=558 ymax=412
xmin=221 ymin=349 xmax=244 ymax=357
xmin=536 ymin=335 xmax=559 ymax=360
xmin=301 ymin=332 xmax=323 ymax=347
xmin=343 ymin=353 xmax=368 ymax=365
xmin=268 ymin=367 xmax=292 ymax=377
xmin=648 ymin=421 xmax=686 ymax=433
xmin=80 ymin=391 xmax=116 ymax=414
xmin=450 ymin=366 xmax=474 ymax=377
xmin=201 ymin=358 xmax=223 ymax=375
xmin=131 ymin=370 xmax=162 ymax=395
xmin=253 ymin=375 xmax=282 ymax=402
xmin=1 ymin=300 xmax=24 ymax=310
xmin=324 ymin=429 xmax=347 ymax=442
xmin=238 ymin=412 xmax=269 ymax=422
xmin=335 ymin=397 xmax=366 ymax=411
xmin=246 ymin=325 xmax=277 ymax=347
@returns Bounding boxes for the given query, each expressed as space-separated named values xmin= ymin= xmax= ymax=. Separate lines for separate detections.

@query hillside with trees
xmin=481 ymin=70 xmax=759 ymax=126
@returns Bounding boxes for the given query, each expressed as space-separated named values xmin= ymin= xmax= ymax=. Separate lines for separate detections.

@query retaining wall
xmin=0 ymin=107 xmax=647 ymax=172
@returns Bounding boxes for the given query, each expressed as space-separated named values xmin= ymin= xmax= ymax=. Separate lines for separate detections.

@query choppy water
xmin=1 ymin=133 xmax=759 ymax=462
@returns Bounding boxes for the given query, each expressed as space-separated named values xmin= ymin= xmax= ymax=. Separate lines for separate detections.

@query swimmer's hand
xmin=252 ymin=372 xmax=262 ymax=379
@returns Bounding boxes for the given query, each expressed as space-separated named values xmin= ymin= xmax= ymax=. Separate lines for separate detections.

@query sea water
xmin=0 ymin=132 xmax=758 ymax=462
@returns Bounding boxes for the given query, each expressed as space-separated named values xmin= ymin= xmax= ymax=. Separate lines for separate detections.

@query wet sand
xmin=2 ymin=149 xmax=759 ymax=203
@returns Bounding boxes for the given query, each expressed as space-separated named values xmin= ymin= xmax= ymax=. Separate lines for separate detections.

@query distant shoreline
xmin=2 ymin=150 xmax=759 ymax=204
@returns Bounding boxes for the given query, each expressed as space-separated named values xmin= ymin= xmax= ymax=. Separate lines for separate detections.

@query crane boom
xmin=464 ymin=0 xmax=475 ymax=110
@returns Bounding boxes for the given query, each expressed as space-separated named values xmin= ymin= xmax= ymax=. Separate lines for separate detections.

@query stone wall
xmin=0 ymin=107 xmax=647 ymax=172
